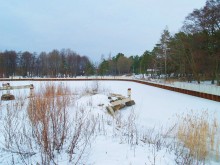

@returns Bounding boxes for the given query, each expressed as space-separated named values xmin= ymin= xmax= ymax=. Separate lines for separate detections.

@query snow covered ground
xmin=0 ymin=80 xmax=220 ymax=164
xmin=6 ymin=75 xmax=220 ymax=96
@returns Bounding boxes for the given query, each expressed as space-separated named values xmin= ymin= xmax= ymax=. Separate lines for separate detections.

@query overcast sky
xmin=0 ymin=0 xmax=206 ymax=61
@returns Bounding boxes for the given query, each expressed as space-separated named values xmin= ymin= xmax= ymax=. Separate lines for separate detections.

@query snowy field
xmin=0 ymin=80 xmax=220 ymax=165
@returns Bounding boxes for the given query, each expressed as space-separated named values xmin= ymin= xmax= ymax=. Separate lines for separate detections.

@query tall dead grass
xmin=27 ymin=83 xmax=71 ymax=162
xmin=26 ymin=82 xmax=96 ymax=164
xmin=177 ymin=111 xmax=220 ymax=162
xmin=28 ymin=83 xmax=70 ymax=124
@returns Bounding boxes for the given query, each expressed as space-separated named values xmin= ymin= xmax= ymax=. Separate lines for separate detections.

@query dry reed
xmin=177 ymin=111 xmax=220 ymax=161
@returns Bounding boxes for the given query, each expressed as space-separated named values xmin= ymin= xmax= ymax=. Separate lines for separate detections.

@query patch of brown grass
xmin=28 ymin=83 xmax=71 ymax=124
xmin=177 ymin=111 xmax=220 ymax=161
xmin=27 ymin=83 xmax=71 ymax=158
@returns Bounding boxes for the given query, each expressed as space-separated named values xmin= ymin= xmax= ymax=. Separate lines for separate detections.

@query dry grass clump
xmin=177 ymin=111 xmax=220 ymax=161
xmin=27 ymin=83 xmax=71 ymax=160
xmin=28 ymin=83 xmax=71 ymax=124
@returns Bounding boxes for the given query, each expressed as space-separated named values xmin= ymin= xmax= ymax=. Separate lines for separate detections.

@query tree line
xmin=98 ymin=0 xmax=220 ymax=84
xmin=0 ymin=49 xmax=95 ymax=78
xmin=1 ymin=0 xmax=219 ymax=84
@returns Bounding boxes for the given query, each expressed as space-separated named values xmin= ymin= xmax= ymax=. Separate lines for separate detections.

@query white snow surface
xmin=0 ymin=80 xmax=220 ymax=165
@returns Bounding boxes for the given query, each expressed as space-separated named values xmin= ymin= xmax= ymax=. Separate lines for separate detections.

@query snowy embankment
xmin=149 ymin=80 xmax=220 ymax=96
xmin=0 ymin=80 xmax=220 ymax=164
xmin=129 ymin=75 xmax=220 ymax=96
xmin=5 ymin=75 xmax=220 ymax=96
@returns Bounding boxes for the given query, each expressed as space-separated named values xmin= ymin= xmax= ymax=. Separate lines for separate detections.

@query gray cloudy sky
xmin=0 ymin=0 xmax=206 ymax=61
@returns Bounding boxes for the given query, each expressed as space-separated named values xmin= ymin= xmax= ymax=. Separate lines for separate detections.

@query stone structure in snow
xmin=106 ymin=88 xmax=135 ymax=116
